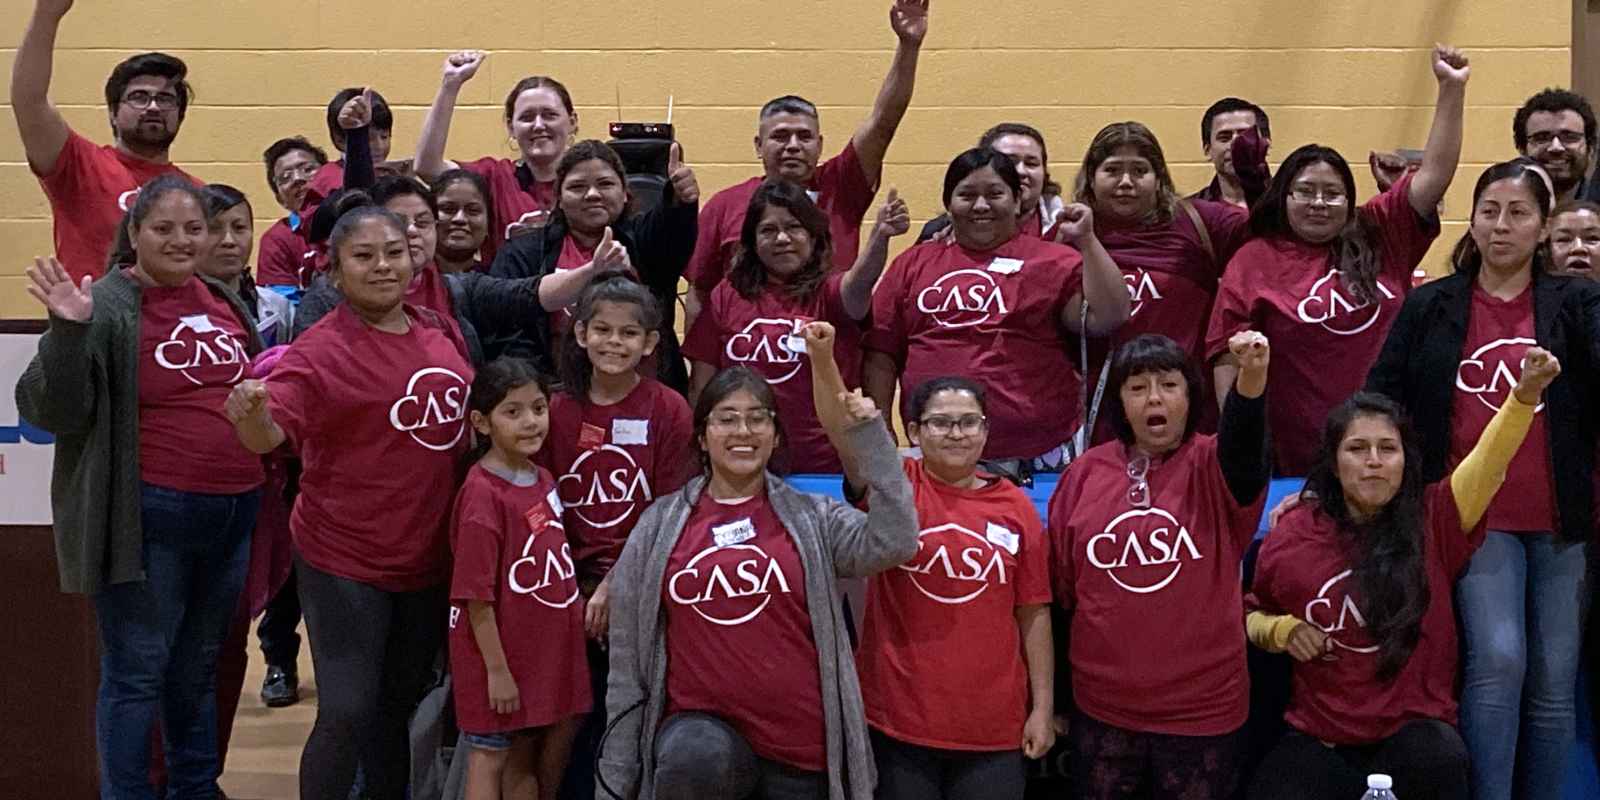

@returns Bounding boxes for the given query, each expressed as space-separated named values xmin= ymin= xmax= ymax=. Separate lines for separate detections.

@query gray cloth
xmin=15 ymin=269 xmax=261 ymax=594
xmin=597 ymin=419 xmax=918 ymax=800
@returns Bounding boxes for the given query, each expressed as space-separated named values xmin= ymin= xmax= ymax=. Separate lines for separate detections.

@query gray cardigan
xmin=597 ymin=419 xmax=917 ymax=800
xmin=15 ymin=269 xmax=262 ymax=594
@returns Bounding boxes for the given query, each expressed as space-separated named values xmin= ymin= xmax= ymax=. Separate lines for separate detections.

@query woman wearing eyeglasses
xmin=837 ymin=374 xmax=1053 ymax=800
xmin=598 ymin=324 xmax=917 ymax=800
xmin=1046 ymin=330 xmax=1271 ymax=800
xmin=1204 ymin=45 xmax=1468 ymax=477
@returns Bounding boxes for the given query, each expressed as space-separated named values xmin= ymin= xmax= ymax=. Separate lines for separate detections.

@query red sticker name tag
xmin=578 ymin=422 xmax=606 ymax=451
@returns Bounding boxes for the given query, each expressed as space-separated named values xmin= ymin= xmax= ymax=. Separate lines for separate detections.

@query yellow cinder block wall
xmin=0 ymin=0 xmax=1573 ymax=318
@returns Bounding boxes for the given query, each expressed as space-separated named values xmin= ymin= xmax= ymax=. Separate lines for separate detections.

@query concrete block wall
xmin=0 ymin=0 xmax=1572 ymax=317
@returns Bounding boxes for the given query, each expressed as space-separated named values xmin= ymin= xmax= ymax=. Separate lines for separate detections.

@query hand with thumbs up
xmin=667 ymin=142 xmax=699 ymax=205
xmin=873 ymin=188 xmax=911 ymax=239
xmin=587 ymin=227 xmax=632 ymax=274
xmin=338 ymin=88 xmax=375 ymax=131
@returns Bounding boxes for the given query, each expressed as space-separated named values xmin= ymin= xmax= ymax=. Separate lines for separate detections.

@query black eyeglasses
xmin=122 ymin=90 xmax=180 ymax=111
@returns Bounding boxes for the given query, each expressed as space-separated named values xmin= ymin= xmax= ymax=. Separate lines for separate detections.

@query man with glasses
xmin=1513 ymin=88 xmax=1600 ymax=202
xmin=11 ymin=0 xmax=198 ymax=280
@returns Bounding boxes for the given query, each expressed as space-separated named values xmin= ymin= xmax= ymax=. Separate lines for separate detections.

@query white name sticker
xmin=985 ymin=522 xmax=1020 ymax=555
xmin=783 ymin=334 xmax=809 ymax=355
xmin=987 ymin=258 xmax=1024 ymax=275
xmin=546 ymin=488 xmax=564 ymax=516
xmin=713 ymin=518 xmax=758 ymax=548
xmin=180 ymin=314 xmax=219 ymax=333
xmin=806 ymin=189 xmax=821 ymax=203
xmin=612 ymin=418 xmax=650 ymax=446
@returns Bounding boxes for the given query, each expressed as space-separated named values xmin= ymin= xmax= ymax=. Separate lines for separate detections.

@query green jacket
xmin=15 ymin=269 xmax=263 ymax=595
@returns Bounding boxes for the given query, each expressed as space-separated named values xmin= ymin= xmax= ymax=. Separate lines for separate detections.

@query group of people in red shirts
xmin=13 ymin=1 xmax=1600 ymax=800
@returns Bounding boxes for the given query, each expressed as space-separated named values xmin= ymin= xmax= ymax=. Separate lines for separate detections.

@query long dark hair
xmin=1300 ymin=392 xmax=1429 ymax=680
xmin=730 ymin=181 xmax=832 ymax=301
xmin=1104 ymin=334 xmax=1203 ymax=445
xmin=1251 ymin=145 xmax=1384 ymax=305
xmin=692 ymin=366 xmax=786 ymax=475
xmin=559 ymin=271 xmax=663 ymax=398
xmin=1449 ymin=158 xmax=1556 ymax=279
xmin=467 ymin=357 xmax=552 ymax=462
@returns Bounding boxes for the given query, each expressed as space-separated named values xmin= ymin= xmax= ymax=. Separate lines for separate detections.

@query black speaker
xmin=609 ymin=122 xmax=676 ymax=216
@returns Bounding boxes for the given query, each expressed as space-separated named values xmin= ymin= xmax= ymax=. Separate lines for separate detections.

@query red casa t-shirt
xmin=1048 ymin=434 xmax=1264 ymax=736
xmin=664 ymin=493 xmax=824 ymax=771
xmin=256 ymin=217 xmax=314 ymax=288
xmin=268 ymin=303 xmax=474 ymax=590
xmin=685 ymin=141 xmax=877 ymax=293
xmin=1250 ymin=481 xmax=1485 ymax=744
xmin=448 ymin=463 xmax=591 ymax=734
xmin=681 ymin=273 xmax=864 ymax=473
xmin=136 ymin=276 xmax=264 ymax=494
xmin=461 ymin=156 xmax=557 ymax=267
xmin=36 ymin=131 xmax=195 ymax=280
xmin=1449 ymin=285 xmax=1555 ymax=532
xmin=539 ymin=379 xmax=696 ymax=582
xmin=405 ymin=262 xmax=457 ymax=320
xmin=866 ymin=235 xmax=1084 ymax=460
xmin=857 ymin=458 xmax=1051 ymax=750
xmin=1205 ymin=174 xmax=1437 ymax=476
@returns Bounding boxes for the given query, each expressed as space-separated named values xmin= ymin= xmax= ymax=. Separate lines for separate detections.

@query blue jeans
xmin=1456 ymin=531 xmax=1589 ymax=800
xmin=93 ymin=483 xmax=257 ymax=800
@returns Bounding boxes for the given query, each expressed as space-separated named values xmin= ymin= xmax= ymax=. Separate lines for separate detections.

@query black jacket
xmin=488 ymin=192 xmax=697 ymax=394
xmin=293 ymin=270 xmax=545 ymax=368
xmin=1364 ymin=270 xmax=1600 ymax=541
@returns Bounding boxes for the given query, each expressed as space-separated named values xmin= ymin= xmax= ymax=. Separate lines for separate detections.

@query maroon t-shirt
xmin=857 ymin=458 xmax=1051 ymax=750
xmin=256 ymin=217 xmax=314 ymax=288
xmin=1449 ymin=285 xmax=1555 ymax=532
xmin=685 ymin=142 xmax=877 ymax=293
xmin=448 ymin=463 xmax=591 ymax=734
xmin=36 ymin=130 xmax=194 ymax=280
xmin=136 ymin=275 xmax=264 ymax=494
xmin=303 ymin=160 xmax=345 ymax=212
xmin=866 ymin=235 xmax=1084 ymax=460
xmin=682 ymin=273 xmax=864 ymax=472
xmin=462 ymin=156 xmax=557 ymax=267
xmin=1250 ymin=481 xmax=1485 ymax=744
xmin=663 ymin=493 xmax=824 ymax=771
xmin=539 ymin=379 xmax=696 ymax=581
xmin=268 ymin=303 xmax=474 ymax=590
xmin=1048 ymin=435 xmax=1265 ymax=736
xmin=1206 ymin=174 xmax=1438 ymax=475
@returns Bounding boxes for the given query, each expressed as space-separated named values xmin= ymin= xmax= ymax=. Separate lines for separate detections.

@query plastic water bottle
xmin=1361 ymin=773 xmax=1397 ymax=799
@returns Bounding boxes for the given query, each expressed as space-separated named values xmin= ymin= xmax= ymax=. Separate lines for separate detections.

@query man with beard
xmin=11 ymin=0 xmax=197 ymax=281
xmin=1513 ymin=88 xmax=1600 ymax=203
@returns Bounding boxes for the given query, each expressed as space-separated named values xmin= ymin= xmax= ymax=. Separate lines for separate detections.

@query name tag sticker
xmin=987 ymin=258 xmax=1024 ymax=275
xmin=713 ymin=518 xmax=758 ymax=548
xmin=783 ymin=334 xmax=809 ymax=355
xmin=546 ymin=488 xmax=564 ymax=517
xmin=612 ymin=418 xmax=649 ymax=446
xmin=806 ymin=189 xmax=821 ymax=203
xmin=578 ymin=422 xmax=606 ymax=451
xmin=985 ymin=522 xmax=1020 ymax=555
xmin=180 ymin=314 xmax=219 ymax=333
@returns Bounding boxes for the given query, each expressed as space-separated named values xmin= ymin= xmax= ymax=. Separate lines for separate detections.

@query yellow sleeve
xmin=1449 ymin=394 xmax=1538 ymax=533
xmin=1246 ymin=611 xmax=1303 ymax=653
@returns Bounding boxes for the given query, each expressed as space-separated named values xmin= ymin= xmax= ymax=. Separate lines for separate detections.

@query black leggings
xmin=295 ymin=558 xmax=446 ymax=800
xmin=1246 ymin=720 xmax=1469 ymax=800
xmin=871 ymin=729 xmax=1025 ymax=800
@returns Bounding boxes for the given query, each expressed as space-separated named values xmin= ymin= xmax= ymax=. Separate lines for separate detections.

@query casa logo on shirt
xmin=897 ymin=523 xmax=1013 ymax=604
xmin=1304 ymin=569 xmax=1378 ymax=654
xmin=388 ymin=367 xmax=470 ymax=451
xmin=1124 ymin=269 xmax=1163 ymax=317
xmin=1086 ymin=507 xmax=1204 ymax=594
xmin=667 ymin=540 xmax=794 ymax=626
xmin=153 ymin=315 xmax=247 ymax=386
xmin=1456 ymin=337 xmax=1544 ymax=413
xmin=557 ymin=444 xmax=654 ymax=528
xmin=915 ymin=269 xmax=1011 ymax=328
xmin=507 ymin=514 xmax=580 ymax=609
xmin=1294 ymin=269 xmax=1398 ymax=335
xmin=724 ymin=317 xmax=807 ymax=383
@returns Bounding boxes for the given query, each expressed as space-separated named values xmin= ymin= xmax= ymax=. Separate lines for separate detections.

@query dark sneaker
xmin=261 ymin=665 xmax=300 ymax=708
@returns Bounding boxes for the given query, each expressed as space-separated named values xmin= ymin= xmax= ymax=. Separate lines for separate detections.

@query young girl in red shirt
xmin=450 ymin=358 xmax=590 ymax=800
